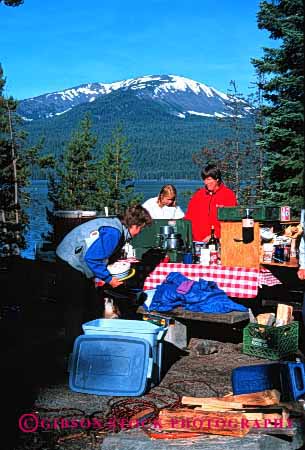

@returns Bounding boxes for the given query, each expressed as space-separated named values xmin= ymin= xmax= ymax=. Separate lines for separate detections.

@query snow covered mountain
xmin=18 ymin=74 xmax=252 ymax=121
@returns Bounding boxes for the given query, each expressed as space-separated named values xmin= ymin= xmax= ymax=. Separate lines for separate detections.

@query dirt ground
xmin=1 ymin=257 xmax=304 ymax=450
xmin=4 ymin=330 xmax=305 ymax=450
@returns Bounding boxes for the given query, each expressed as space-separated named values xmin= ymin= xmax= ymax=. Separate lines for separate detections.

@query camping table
xmin=137 ymin=306 xmax=250 ymax=324
xmin=136 ymin=263 xmax=282 ymax=333
xmin=142 ymin=262 xmax=281 ymax=299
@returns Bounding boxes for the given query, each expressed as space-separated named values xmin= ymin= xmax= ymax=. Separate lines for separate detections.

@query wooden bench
xmin=137 ymin=306 xmax=249 ymax=324
xmin=137 ymin=307 xmax=250 ymax=350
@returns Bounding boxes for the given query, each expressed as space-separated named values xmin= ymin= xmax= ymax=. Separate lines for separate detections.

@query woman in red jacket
xmin=185 ymin=164 xmax=237 ymax=242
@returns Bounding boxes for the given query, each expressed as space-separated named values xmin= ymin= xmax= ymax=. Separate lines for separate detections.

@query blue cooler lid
xmin=68 ymin=334 xmax=153 ymax=397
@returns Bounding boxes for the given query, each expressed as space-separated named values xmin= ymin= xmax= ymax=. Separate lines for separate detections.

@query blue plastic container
xmin=183 ymin=253 xmax=193 ymax=264
xmin=82 ymin=319 xmax=167 ymax=384
xmin=280 ymin=362 xmax=305 ymax=400
xmin=232 ymin=363 xmax=281 ymax=395
xmin=232 ymin=362 xmax=305 ymax=401
xmin=68 ymin=335 xmax=153 ymax=396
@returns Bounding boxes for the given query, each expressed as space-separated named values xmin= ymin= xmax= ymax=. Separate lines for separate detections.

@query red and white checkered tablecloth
xmin=258 ymin=267 xmax=283 ymax=288
xmin=143 ymin=263 xmax=282 ymax=299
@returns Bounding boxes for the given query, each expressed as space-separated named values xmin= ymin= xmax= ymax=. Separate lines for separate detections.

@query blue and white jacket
xmin=56 ymin=217 xmax=131 ymax=283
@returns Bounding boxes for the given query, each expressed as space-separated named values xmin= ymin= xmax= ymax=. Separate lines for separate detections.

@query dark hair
xmin=121 ymin=204 xmax=152 ymax=228
xmin=201 ymin=164 xmax=222 ymax=182
xmin=157 ymin=184 xmax=177 ymax=207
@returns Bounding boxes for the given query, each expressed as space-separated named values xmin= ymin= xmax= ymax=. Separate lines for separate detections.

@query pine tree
xmin=248 ymin=73 xmax=267 ymax=205
xmin=95 ymin=124 xmax=142 ymax=215
xmin=0 ymin=0 xmax=24 ymax=254
xmin=251 ymin=0 xmax=304 ymax=212
xmin=48 ymin=114 xmax=98 ymax=211
xmin=0 ymin=64 xmax=50 ymax=255
xmin=0 ymin=0 xmax=23 ymax=6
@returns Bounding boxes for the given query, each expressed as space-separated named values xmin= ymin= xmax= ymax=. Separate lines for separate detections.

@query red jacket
xmin=184 ymin=183 xmax=237 ymax=241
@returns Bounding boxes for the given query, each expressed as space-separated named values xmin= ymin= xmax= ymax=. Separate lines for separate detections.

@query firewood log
xmin=275 ymin=304 xmax=293 ymax=326
xmin=182 ymin=397 xmax=244 ymax=409
xmin=220 ymin=389 xmax=281 ymax=406
xmin=182 ymin=389 xmax=280 ymax=408
xmin=158 ymin=408 xmax=249 ymax=437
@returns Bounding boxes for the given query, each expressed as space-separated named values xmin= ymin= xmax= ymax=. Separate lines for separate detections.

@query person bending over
xmin=56 ymin=205 xmax=152 ymax=341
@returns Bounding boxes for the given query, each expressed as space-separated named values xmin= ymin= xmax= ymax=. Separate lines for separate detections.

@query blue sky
xmin=0 ymin=0 xmax=274 ymax=100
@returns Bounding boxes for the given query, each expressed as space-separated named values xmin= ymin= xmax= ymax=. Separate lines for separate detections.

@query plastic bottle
xmin=242 ymin=208 xmax=254 ymax=244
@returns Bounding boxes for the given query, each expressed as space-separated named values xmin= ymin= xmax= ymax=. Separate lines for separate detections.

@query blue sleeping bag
xmin=148 ymin=272 xmax=248 ymax=313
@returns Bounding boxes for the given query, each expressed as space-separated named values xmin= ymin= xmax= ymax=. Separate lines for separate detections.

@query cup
xmin=200 ymin=248 xmax=210 ymax=266
xmin=183 ymin=252 xmax=193 ymax=264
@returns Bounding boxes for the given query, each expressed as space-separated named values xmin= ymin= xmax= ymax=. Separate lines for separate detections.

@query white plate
xmin=118 ymin=268 xmax=136 ymax=281
xmin=113 ymin=270 xmax=130 ymax=279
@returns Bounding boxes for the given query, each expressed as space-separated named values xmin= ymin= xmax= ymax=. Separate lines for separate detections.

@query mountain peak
xmin=18 ymin=74 xmax=250 ymax=121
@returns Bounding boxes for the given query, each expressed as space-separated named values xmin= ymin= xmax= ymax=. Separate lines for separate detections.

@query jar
xmin=193 ymin=241 xmax=205 ymax=263
xmin=273 ymin=245 xmax=284 ymax=263
xmin=263 ymin=243 xmax=273 ymax=262
xmin=210 ymin=251 xmax=218 ymax=265
xmin=283 ymin=243 xmax=291 ymax=262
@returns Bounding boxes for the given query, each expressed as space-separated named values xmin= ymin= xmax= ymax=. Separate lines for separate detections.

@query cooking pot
xmin=165 ymin=233 xmax=184 ymax=250
xmin=159 ymin=225 xmax=175 ymax=236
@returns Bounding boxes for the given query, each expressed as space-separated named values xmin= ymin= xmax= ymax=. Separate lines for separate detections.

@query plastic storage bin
xmin=242 ymin=321 xmax=299 ymax=360
xmin=232 ymin=363 xmax=281 ymax=395
xmin=280 ymin=362 xmax=305 ymax=400
xmin=68 ymin=335 xmax=153 ymax=396
xmin=232 ymin=362 xmax=305 ymax=401
xmin=82 ymin=319 xmax=167 ymax=383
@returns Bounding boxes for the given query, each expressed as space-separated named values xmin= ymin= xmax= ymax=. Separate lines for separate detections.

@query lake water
xmin=21 ymin=179 xmax=201 ymax=259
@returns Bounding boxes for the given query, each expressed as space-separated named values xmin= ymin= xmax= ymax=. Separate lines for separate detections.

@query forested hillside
xmin=23 ymin=90 xmax=255 ymax=180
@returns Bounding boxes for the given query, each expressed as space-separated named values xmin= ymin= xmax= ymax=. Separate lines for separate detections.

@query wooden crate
xmin=220 ymin=221 xmax=260 ymax=269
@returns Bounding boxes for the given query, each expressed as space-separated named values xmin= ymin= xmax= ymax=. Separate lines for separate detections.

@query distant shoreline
xmin=22 ymin=179 xmax=199 ymax=259
xmin=29 ymin=179 xmax=202 ymax=184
